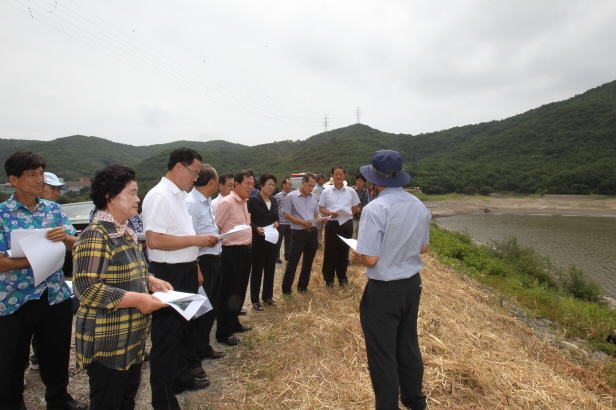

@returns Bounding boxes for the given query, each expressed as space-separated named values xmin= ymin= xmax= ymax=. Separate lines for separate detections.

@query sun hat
xmin=359 ymin=150 xmax=411 ymax=187
xmin=44 ymin=172 xmax=66 ymax=187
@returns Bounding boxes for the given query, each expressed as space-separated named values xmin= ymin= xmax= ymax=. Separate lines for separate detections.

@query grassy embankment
xmin=429 ymin=223 xmax=616 ymax=388
xmin=181 ymin=228 xmax=615 ymax=409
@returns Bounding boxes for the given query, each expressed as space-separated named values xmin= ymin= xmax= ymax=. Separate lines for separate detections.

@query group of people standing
xmin=1 ymin=147 xmax=431 ymax=410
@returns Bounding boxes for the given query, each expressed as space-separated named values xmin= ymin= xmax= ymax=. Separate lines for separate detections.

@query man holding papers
xmin=215 ymin=169 xmax=255 ymax=346
xmin=142 ymin=148 xmax=219 ymax=410
xmin=0 ymin=151 xmax=86 ymax=410
xmin=352 ymin=150 xmax=431 ymax=410
xmin=184 ymin=164 xmax=226 ymax=365
xmin=318 ymin=166 xmax=360 ymax=288
xmin=281 ymin=173 xmax=323 ymax=295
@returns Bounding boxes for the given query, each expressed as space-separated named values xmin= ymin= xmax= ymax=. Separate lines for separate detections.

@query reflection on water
xmin=436 ymin=214 xmax=616 ymax=297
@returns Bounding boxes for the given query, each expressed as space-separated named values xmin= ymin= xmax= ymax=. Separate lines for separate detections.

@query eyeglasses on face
xmin=183 ymin=164 xmax=199 ymax=178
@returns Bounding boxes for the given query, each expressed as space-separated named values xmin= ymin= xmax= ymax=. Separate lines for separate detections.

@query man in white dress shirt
xmin=142 ymin=148 xmax=219 ymax=410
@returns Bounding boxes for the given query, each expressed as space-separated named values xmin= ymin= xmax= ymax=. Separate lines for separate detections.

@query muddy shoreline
xmin=422 ymin=194 xmax=616 ymax=218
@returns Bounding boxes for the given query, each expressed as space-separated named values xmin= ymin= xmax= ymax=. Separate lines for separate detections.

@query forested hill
xmin=0 ymin=136 xmax=245 ymax=182
xmin=2 ymin=80 xmax=615 ymax=195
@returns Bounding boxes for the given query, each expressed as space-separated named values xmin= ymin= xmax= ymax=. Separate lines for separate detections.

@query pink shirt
xmin=215 ymin=191 xmax=252 ymax=246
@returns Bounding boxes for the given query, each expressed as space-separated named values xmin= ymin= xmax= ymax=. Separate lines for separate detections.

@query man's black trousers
xmin=360 ymin=274 xmax=426 ymax=410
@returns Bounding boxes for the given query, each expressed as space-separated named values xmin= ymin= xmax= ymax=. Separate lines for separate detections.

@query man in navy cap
xmin=352 ymin=150 xmax=431 ymax=410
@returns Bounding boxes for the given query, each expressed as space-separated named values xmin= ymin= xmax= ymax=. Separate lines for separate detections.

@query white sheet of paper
xmin=331 ymin=209 xmax=353 ymax=225
xmin=263 ymin=224 xmax=279 ymax=244
xmin=218 ymin=224 xmax=250 ymax=240
xmin=337 ymin=235 xmax=358 ymax=250
xmin=306 ymin=216 xmax=330 ymax=223
xmin=153 ymin=290 xmax=213 ymax=320
xmin=12 ymin=229 xmax=66 ymax=286
xmin=7 ymin=229 xmax=46 ymax=258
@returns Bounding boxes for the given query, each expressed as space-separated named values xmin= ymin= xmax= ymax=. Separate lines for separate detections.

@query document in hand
xmin=337 ymin=234 xmax=357 ymax=250
xmin=306 ymin=216 xmax=330 ymax=223
xmin=263 ymin=223 xmax=279 ymax=244
xmin=218 ymin=224 xmax=250 ymax=240
xmin=8 ymin=228 xmax=66 ymax=286
xmin=331 ymin=209 xmax=353 ymax=225
xmin=152 ymin=290 xmax=213 ymax=320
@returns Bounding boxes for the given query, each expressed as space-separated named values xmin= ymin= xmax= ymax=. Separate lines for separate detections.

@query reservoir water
xmin=435 ymin=214 xmax=616 ymax=297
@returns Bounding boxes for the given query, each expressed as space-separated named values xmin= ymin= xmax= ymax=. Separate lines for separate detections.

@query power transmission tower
xmin=323 ymin=115 xmax=329 ymax=141
xmin=356 ymin=107 xmax=361 ymax=124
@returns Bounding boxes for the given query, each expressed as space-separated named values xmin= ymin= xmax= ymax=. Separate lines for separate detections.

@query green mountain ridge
xmin=2 ymin=80 xmax=615 ymax=195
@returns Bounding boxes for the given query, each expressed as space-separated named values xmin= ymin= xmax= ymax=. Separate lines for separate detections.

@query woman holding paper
xmin=247 ymin=173 xmax=279 ymax=311
xmin=72 ymin=165 xmax=172 ymax=410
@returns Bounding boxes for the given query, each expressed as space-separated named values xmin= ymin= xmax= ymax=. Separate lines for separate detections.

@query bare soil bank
xmin=424 ymin=194 xmax=616 ymax=218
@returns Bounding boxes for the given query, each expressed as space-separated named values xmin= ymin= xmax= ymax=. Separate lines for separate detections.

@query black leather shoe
xmin=239 ymin=309 xmax=247 ymax=315
xmin=218 ymin=335 xmax=241 ymax=346
xmin=205 ymin=351 xmax=226 ymax=359
xmin=46 ymin=399 xmax=89 ymax=410
xmin=276 ymin=258 xmax=283 ymax=264
xmin=174 ymin=378 xmax=211 ymax=394
xmin=235 ymin=325 xmax=252 ymax=332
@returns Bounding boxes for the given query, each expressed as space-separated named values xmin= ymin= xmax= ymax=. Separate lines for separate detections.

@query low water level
xmin=435 ymin=214 xmax=616 ymax=297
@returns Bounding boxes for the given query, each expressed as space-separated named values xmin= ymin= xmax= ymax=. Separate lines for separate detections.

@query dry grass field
xmin=24 ymin=248 xmax=616 ymax=409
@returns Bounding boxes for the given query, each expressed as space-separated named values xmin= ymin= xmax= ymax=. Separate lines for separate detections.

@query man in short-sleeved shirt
xmin=318 ymin=166 xmax=360 ymax=288
xmin=281 ymin=173 xmax=322 ymax=295
xmin=142 ymin=148 xmax=218 ymax=410
xmin=274 ymin=178 xmax=293 ymax=262
xmin=353 ymin=150 xmax=431 ymax=410
xmin=0 ymin=151 xmax=86 ymax=410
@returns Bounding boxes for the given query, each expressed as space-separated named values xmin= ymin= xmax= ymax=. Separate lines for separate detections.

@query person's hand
xmin=45 ymin=227 xmax=68 ymax=242
xmin=135 ymin=294 xmax=168 ymax=314
xmin=302 ymin=220 xmax=312 ymax=229
xmin=273 ymin=222 xmax=279 ymax=229
xmin=197 ymin=268 xmax=204 ymax=286
xmin=351 ymin=251 xmax=362 ymax=264
xmin=257 ymin=227 xmax=265 ymax=236
xmin=330 ymin=212 xmax=339 ymax=219
xmin=149 ymin=276 xmax=173 ymax=293
xmin=196 ymin=234 xmax=219 ymax=248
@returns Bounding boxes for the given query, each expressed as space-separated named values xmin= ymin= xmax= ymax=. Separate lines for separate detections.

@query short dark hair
xmin=219 ymin=172 xmax=235 ymax=185
xmin=316 ymin=173 xmax=326 ymax=182
xmin=90 ymin=165 xmax=137 ymax=210
xmin=234 ymin=169 xmax=255 ymax=184
xmin=281 ymin=178 xmax=291 ymax=187
xmin=355 ymin=173 xmax=366 ymax=183
xmin=302 ymin=173 xmax=316 ymax=182
xmin=259 ymin=173 xmax=277 ymax=188
xmin=195 ymin=164 xmax=217 ymax=187
xmin=5 ymin=151 xmax=46 ymax=178
xmin=331 ymin=166 xmax=345 ymax=175
xmin=167 ymin=148 xmax=202 ymax=171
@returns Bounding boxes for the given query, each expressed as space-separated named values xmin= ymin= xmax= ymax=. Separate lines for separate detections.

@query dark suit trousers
xmin=276 ymin=224 xmax=292 ymax=260
xmin=216 ymin=245 xmax=252 ymax=340
xmin=0 ymin=291 xmax=73 ymax=410
xmin=149 ymin=261 xmax=198 ymax=410
xmin=86 ymin=361 xmax=142 ymax=410
xmin=359 ymin=274 xmax=426 ymax=410
xmin=322 ymin=219 xmax=353 ymax=285
xmin=281 ymin=229 xmax=318 ymax=294
xmin=250 ymin=235 xmax=278 ymax=303
xmin=186 ymin=255 xmax=222 ymax=368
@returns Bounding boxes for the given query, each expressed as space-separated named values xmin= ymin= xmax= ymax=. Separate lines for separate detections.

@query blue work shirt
xmin=356 ymin=187 xmax=431 ymax=281
xmin=0 ymin=196 xmax=76 ymax=315
xmin=185 ymin=188 xmax=221 ymax=256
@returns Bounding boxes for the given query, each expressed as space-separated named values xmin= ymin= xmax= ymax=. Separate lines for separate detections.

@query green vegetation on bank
xmin=428 ymin=223 xmax=616 ymax=386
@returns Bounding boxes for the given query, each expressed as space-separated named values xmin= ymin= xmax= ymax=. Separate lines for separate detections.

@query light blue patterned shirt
xmin=185 ymin=188 xmax=221 ymax=256
xmin=0 ymin=196 xmax=76 ymax=315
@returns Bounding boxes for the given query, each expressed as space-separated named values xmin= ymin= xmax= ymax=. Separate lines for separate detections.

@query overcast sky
xmin=1 ymin=1 xmax=616 ymax=147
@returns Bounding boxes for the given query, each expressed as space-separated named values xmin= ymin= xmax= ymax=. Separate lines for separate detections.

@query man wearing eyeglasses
xmin=142 ymin=148 xmax=219 ymax=410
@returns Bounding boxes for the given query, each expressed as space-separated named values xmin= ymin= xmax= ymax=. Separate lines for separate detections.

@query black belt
xmin=223 ymin=244 xmax=252 ymax=249
xmin=198 ymin=254 xmax=221 ymax=260
xmin=150 ymin=260 xmax=197 ymax=268
xmin=295 ymin=227 xmax=317 ymax=232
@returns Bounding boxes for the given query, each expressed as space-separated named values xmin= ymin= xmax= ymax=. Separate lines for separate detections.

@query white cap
xmin=44 ymin=172 xmax=66 ymax=187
